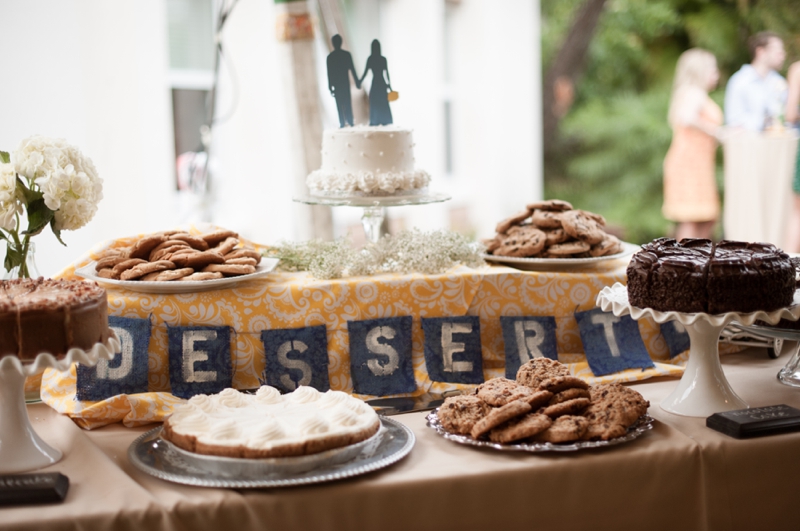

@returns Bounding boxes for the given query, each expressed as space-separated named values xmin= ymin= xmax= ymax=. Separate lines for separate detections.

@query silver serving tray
xmin=426 ymin=409 xmax=654 ymax=452
xmin=128 ymin=417 xmax=414 ymax=488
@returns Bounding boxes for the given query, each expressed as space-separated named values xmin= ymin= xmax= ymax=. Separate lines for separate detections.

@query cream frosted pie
xmin=162 ymin=386 xmax=381 ymax=458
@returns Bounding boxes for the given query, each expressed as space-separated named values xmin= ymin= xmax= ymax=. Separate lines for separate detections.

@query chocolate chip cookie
xmin=488 ymin=413 xmax=552 ymax=443
xmin=437 ymin=395 xmax=491 ymax=436
xmin=516 ymin=357 xmax=570 ymax=390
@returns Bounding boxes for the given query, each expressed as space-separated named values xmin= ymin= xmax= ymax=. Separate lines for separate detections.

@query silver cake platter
xmin=128 ymin=416 xmax=414 ymax=488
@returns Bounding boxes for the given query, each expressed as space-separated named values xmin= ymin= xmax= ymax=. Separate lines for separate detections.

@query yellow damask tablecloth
xmin=40 ymin=234 xmax=686 ymax=429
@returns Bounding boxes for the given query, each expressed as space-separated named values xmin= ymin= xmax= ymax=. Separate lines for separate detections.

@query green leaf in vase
xmin=22 ymin=198 xmax=54 ymax=236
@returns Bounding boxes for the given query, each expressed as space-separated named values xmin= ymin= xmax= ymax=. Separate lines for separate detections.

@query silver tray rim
xmin=425 ymin=409 xmax=654 ymax=452
xmin=127 ymin=416 xmax=414 ymax=488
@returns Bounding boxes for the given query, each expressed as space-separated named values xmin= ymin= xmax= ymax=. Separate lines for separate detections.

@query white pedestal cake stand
xmin=294 ymin=193 xmax=451 ymax=244
xmin=597 ymin=284 xmax=800 ymax=417
xmin=0 ymin=333 xmax=119 ymax=473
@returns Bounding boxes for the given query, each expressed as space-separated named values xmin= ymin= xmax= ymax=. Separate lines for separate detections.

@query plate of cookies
xmin=75 ymin=229 xmax=280 ymax=293
xmin=482 ymin=200 xmax=639 ymax=270
xmin=426 ymin=358 xmax=654 ymax=452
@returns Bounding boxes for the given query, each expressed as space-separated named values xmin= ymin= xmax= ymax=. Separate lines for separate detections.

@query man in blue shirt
xmin=724 ymin=32 xmax=787 ymax=131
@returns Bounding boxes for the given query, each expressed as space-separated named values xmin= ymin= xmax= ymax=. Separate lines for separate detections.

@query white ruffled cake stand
xmin=294 ymin=192 xmax=451 ymax=244
xmin=0 ymin=333 xmax=119 ymax=473
xmin=597 ymin=284 xmax=800 ymax=417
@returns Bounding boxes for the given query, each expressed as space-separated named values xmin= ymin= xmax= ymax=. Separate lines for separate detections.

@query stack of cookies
xmin=436 ymin=358 xmax=649 ymax=444
xmin=484 ymin=199 xmax=623 ymax=258
xmin=94 ymin=229 xmax=261 ymax=282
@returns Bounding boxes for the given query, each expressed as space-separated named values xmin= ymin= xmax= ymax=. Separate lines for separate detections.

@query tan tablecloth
xmin=723 ymin=131 xmax=799 ymax=245
xmin=4 ymin=348 xmax=800 ymax=531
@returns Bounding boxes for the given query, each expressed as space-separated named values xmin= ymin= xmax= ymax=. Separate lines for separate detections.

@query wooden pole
xmin=274 ymin=0 xmax=333 ymax=240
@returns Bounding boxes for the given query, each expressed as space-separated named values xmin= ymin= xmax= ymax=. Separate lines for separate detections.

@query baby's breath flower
xmin=266 ymin=229 xmax=486 ymax=280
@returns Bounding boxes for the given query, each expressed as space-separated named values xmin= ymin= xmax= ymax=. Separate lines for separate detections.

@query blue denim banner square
xmin=660 ymin=320 xmax=691 ymax=359
xmin=500 ymin=316 xmax=558 ymax=379
xmin=348 ymin=316 xmax=415 ymax=396
xmin=575 ymin=308 xmax=655 ymax=376
xmin=167 ymin=325 xmax=232 ymax=399
xmin=261 ymin=325 xmax=330 ymax=393
xmin=422 ymin=316 xmax=484 ymax=384
xmin=77 ymin=316 xmax=151 ymax=401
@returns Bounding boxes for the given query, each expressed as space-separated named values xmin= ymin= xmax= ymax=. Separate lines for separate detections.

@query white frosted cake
xmin=162 ymin=386 xmax=381 ymax=458
xmin=306 ymin=124 xmax=431 ymax=196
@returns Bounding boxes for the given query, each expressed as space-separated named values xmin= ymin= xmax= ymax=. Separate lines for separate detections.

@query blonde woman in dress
xmin=663 ymin=49 xmax=724 ymax=241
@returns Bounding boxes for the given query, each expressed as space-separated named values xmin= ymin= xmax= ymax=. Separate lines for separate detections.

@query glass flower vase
xmin=3 ymin=241 xmax=41 ymax=280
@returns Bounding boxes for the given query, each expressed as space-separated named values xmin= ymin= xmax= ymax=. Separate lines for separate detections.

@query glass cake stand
xmin=294 ymin=192 xmax=451 ymax=244
xmin=597 ymin=283 xmax=800 ymax=417
xmin=0 ymin=333 xmax=119 ymax=473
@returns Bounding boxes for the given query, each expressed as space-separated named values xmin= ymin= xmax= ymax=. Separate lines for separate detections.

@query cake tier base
xmin=0 ymin=333 xmax=119 ymax=473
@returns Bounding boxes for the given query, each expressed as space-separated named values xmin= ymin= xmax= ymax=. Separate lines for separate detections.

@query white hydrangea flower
xmin=0 ymin=163 xmax=21 ymax=231
xmin=13 ymin=135 xmax=103 ymax=231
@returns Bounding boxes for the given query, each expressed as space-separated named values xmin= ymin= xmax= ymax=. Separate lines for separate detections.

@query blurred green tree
xmin=543 ymin=0 xmax=800 ymax=244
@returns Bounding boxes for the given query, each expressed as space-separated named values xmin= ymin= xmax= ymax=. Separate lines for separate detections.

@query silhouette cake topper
xmin=327 ymin=35 xmax=394 ymax=127
xmin=327 ymin=34 xmax=360 ymax=127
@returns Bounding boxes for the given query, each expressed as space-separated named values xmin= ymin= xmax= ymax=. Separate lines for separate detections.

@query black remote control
xmin=0 ymin=473 xmax=69 ymax=506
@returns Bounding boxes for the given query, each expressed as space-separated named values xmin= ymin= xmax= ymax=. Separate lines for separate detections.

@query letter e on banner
xmin=500 ymin=316 xmax=557 ymax=379
xmin=348 ymin=316 xmax=415 ymax=396
xmin=421 ymin=316 xmax=483 ymax=384
xmin=76 ymin=316 xmax=151 ymax=401
xmin=168 ymin=325 xmax=232 ymax=399
xmin=574 ymin=308 xmax=654 ymax=376
xmin=261 ymin=325 xmax=330 ymax=394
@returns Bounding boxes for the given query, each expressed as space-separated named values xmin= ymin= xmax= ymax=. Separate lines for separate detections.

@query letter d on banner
xmin=76 ymin=316 xmax=151 ymax=401
xmin=168 ymin=325 xmax=232 ymax=398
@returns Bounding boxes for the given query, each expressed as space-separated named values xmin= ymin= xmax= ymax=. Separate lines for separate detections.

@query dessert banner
xmin=41 ymin=233 xmax=697 ymax=428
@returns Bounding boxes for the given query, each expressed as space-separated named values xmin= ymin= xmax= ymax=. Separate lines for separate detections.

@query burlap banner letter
xmin=575 ymin=308 xmax=654 ymax=376
xmin=77 ymin=316 xmax=151 ymax=401
xmin=500 ymin=316 xmax=558 ymax=379
xmin=261 ymin=325 xmax=330 ymax=394
xmin=348 ymin=316 xmax=415 ymax=396
xmin=168 ymin=325 xmax=232 ymax=398
xmin=659 ymin=321 xmax=691 ymax=359
xmin=422 ymin=316 xmax=484 ymax=384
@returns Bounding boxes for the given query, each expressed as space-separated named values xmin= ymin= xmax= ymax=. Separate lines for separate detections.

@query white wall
xmin=0 ymin=0 xmax=177 ymax=276
xmin=1 ymin=0 xmax=542 ymax=276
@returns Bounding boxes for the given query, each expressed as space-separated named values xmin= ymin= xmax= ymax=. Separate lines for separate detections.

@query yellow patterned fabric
xmin=40 ymin=232 xmax=687 ymax=429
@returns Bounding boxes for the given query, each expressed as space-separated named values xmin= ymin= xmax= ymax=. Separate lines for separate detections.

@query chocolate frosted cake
xmin=627 ymin=238 xmax=795 ymax=314
xmin=0 ymin=278 xmax=110 ymax=360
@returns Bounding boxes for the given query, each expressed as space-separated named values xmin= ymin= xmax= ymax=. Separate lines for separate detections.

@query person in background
xmin=781 ymin=61 xmax=800 ymax=252
xmin=662 ymin=49 xmax=723 ymax=241
xmin=725 ymin=32 xmax=787 ymax=131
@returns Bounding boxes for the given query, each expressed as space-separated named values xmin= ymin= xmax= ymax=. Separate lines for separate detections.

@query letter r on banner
xmin=422 ymin=316 xmax=483 ymax=384
xmin=500 ymin=316 xmax=557 ymax=379
xmin=168 ymin=325 xmax=232 ymax=399
xmin=348 ymin=316 xmax=416 ymax=396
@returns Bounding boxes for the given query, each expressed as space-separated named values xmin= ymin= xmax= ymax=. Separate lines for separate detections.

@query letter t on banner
xmin=348 ymin=316 xmax=416 ymax=396
xmin=422 ymin=316 xmax=484 ymax=384
xmin=261 ymin=325 xmax=330 ymax=394
xmin=574 ymin=308 xmax=654 ymax=376
xmin=168 ymin=325 xmax=232 ymax=399
xmin=500 ymin=316 xmax=558 ymax=379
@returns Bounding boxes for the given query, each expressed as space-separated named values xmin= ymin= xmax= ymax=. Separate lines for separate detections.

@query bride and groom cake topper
xmin=327 ymin=34 xmax=395 ymax=128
